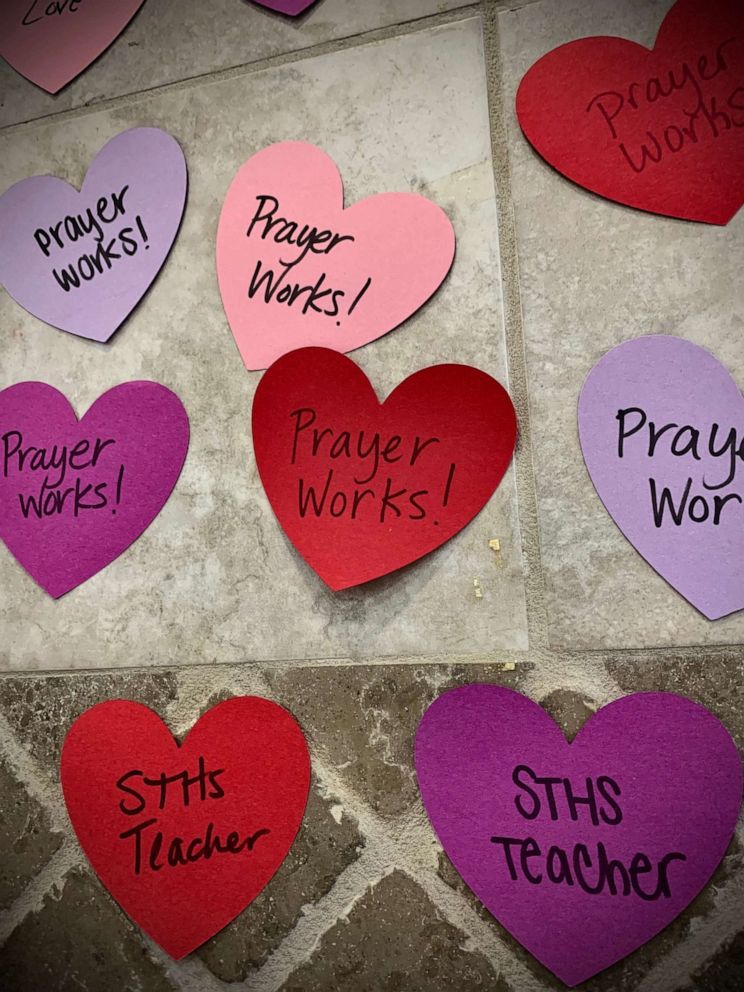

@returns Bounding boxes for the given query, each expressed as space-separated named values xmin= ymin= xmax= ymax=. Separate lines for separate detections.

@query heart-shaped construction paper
xmin=217 ymin=142 xmax=455 ymax=370
xmin=579 ymin=335 xmax=744 ymax=620
xmin=0 ymin=380 xmax=189 ymax=598
xmin=516 ymin=0 xmax=744 ymax=224
xmin=416 ymin=685 xmax=743 ymax=987
xmin=61 ymin=697 xmax=311 ymax=958
xmin=0 ymin=0 xmax=147 ymax=94
xmin=0 ymin=127 xmax=187 ymax=343
xmin=252 ymin=347 xmax=517 ymax=589
xmin=251 ymin=0 xmax=318 ymax=14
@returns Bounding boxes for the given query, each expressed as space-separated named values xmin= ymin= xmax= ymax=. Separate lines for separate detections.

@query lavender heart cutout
xmin=0 ymin=127 xmax=187 ymax=343
xmin=416 ymin=685 xmax=742 ymax=987
xmin=579 ymin=335 xmax=744 ymax=620
xmin=0 ymin=381 xmax=189 ymax=598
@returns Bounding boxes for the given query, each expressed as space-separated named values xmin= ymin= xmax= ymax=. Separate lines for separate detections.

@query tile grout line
xmin=479 ymin=0 xmax=553 ymax=659
xmin=0 ymin=6 xmax=480 ymax=137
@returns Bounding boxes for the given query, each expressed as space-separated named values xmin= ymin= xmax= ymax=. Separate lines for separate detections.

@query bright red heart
xmin=252 ymin=348 xmax=517 ymax=589
xmin=516 ymin=0 xmax=744 ymax=225
xmin=61 ymin=698 xmax=310 ymax=959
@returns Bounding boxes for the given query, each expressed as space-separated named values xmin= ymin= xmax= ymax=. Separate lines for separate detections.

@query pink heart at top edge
xmin=216 ymin=141 xmax=456 ymax=371
xmin=251 ymin=0 xmax=318 ymax=14
xmin=0 ymin=0 xmax=147 ymax=94
xmin=578 ymin=335 xmax=744 ymax=620
xmin=0 ymin=380 xmax=189 ymax=598
xmin=415 ymin=684 xmax=743 ymax=987
xmin=0 ymin=127 xmax=187 ymax=343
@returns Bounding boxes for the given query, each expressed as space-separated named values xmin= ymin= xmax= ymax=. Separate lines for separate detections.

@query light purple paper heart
xmin=579 ymin=335 xmax=744 ymax=620
xmin=0 ymin=127 xmax=187 ymax=343
xmin=251 ymin=0 xmax=317 ymax=14
xmin=0 ymin=381 xmax=189 ymax=598
xmin=415 ymin=685 xmax=742 ymax=987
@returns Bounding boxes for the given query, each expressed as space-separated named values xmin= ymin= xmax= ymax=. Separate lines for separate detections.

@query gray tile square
xmin=0 ymin=18 xmax=528 ymax=670
xmin=0 ymin=0 xmax=472 ymax=128
xmin=498 ymin=0 xmax=744 ymax=649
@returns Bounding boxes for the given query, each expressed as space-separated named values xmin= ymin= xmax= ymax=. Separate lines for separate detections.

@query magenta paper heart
xmin=0 ymin=127 xmax=187 ymax=343
xmin=416 ymin=685 xmax=742 ymax=987
xmin=216 ymin=142 xmax=455 ymax=370
xmin=251 ymin=0 xmax=317 ymax=14
xmin=0 ymin=381 xmax=189 ymax=598
xmin=0 ymin=0 xmax=147 ymax=94
xmin=579 ymin=335 xmax=744 ymax=620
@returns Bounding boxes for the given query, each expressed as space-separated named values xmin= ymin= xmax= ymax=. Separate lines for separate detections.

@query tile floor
xmin=0 ymin=1 xmax=742 ymax=990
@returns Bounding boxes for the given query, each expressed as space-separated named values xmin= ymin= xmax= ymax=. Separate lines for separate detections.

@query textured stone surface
xmin=498 ymin=0 xmax=744 ymax=649
xmin=0 ymin=870 xmax=176 ymax=992
xmin=0 ymin=0 xmax=472 ymax=128
xmin=0 ymin=17 xmax=528 ymax=672
xmin=267 ymin=662 xmax=529 ymax=817
xmin=198 ymin=781 xmax=364 ymax=982
xmin=537 ymin=688 xmax=596 ymax=741
xmin=0 ymin=757 xmax=62 ymax=911
xmin=280 ymin=870 xmax=508 ymax=992
xmin=684 ymin=929 xmax=744 ymax=992
xmin=0 ymin=671 xmax=178 ymax=775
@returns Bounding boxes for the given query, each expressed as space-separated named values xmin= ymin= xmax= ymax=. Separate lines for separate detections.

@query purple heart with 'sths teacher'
xmin=579 ymin=335 xmax=744 ymax=620
xmin=415 ymin=685 xmax=742 ymax=987
xmin=0 ymin=127 xmax=187 ymax=343
xmin=0 ymin=381 xmax=189 ymax=598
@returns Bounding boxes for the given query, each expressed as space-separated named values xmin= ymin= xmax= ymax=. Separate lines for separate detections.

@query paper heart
xmin=251 ymin=0 xmax=318 ymax=14
xmin=516 ymin=0 xmax=744 ymax=224
xmin=0 ymin=380 xmax=189 ymax=598
xmin=61 ymin=697 xmax=311 ymax=958
xmin=416 ymin=685 xmax=742 ymax=987
xmin=579 ymin=335 xmax=744 ymax=620
xmin=0 ymin=127 xmax=187 ymax=343
xmin=0 ymin=0 xmax=147 ymax=94
xmin=252 ymin=347 xmax=517 ymax=589
xmin=217 ymin=142 xmax=455 ymax=370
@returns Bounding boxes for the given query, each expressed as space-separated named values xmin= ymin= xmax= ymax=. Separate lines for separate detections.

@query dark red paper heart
xmin=61 ymin=698 xmax=310 ymax=959
xmin=252 ymin=348 xmax=517 ymax=589
xmin=516 ymin=0 xmax=744 ymax=225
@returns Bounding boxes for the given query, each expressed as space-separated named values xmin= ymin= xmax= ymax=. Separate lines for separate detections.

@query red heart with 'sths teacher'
xmin=252 ymin=348 xmax=517 ymax=590
xmin=61 ymin=698 xmax=310 ymax=958
xmin=516 ymin=0 xmax=744 ymax=225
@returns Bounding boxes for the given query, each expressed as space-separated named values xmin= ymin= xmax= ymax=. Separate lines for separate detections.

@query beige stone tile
xmin=498 ymin=0 xmax=744 ymax=649
xmin=0 ymin=0 xmax=473 ymax=128
xmin=0 ymin=19 xmax=528 ymax=670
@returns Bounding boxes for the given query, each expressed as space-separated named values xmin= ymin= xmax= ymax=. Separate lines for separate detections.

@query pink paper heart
xmin=0 ymin=127 xmax=187 ymax=343
xmin=216 ymin=142 xmax=455 ymax=370
xmin=0 ymin=0 xmax=147 ymax=94
xmin=416 ymin=685 xmax=742 ymax=987
xmin=0 ymin=381 xmax=189 ymax=598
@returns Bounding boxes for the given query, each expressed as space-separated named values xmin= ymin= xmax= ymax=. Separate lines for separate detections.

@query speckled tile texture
xmin=1 ymin=0 xmax=743 ymax=990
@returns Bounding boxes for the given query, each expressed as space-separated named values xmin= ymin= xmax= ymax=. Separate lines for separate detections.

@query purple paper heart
xmin=0 ymin=381 xmax=189 ymax=598
xmin=415 ymin=685 xmax=742 ymax=987
xmin=579 ymin=335 xmax=744 ymax=620
xmin=0 ymin=127 xmax=187 ymax=343
xmin=251 ymin=0 xmax=318 ymax=15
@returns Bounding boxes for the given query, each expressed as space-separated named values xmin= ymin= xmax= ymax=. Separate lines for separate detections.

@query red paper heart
xmin=61 ymin=698 xmax=310 ymax=958
xmin=516 ymin=0 xmax=744 ymax=225
xmin=252 ymin=348 xmax=517 ymax=589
